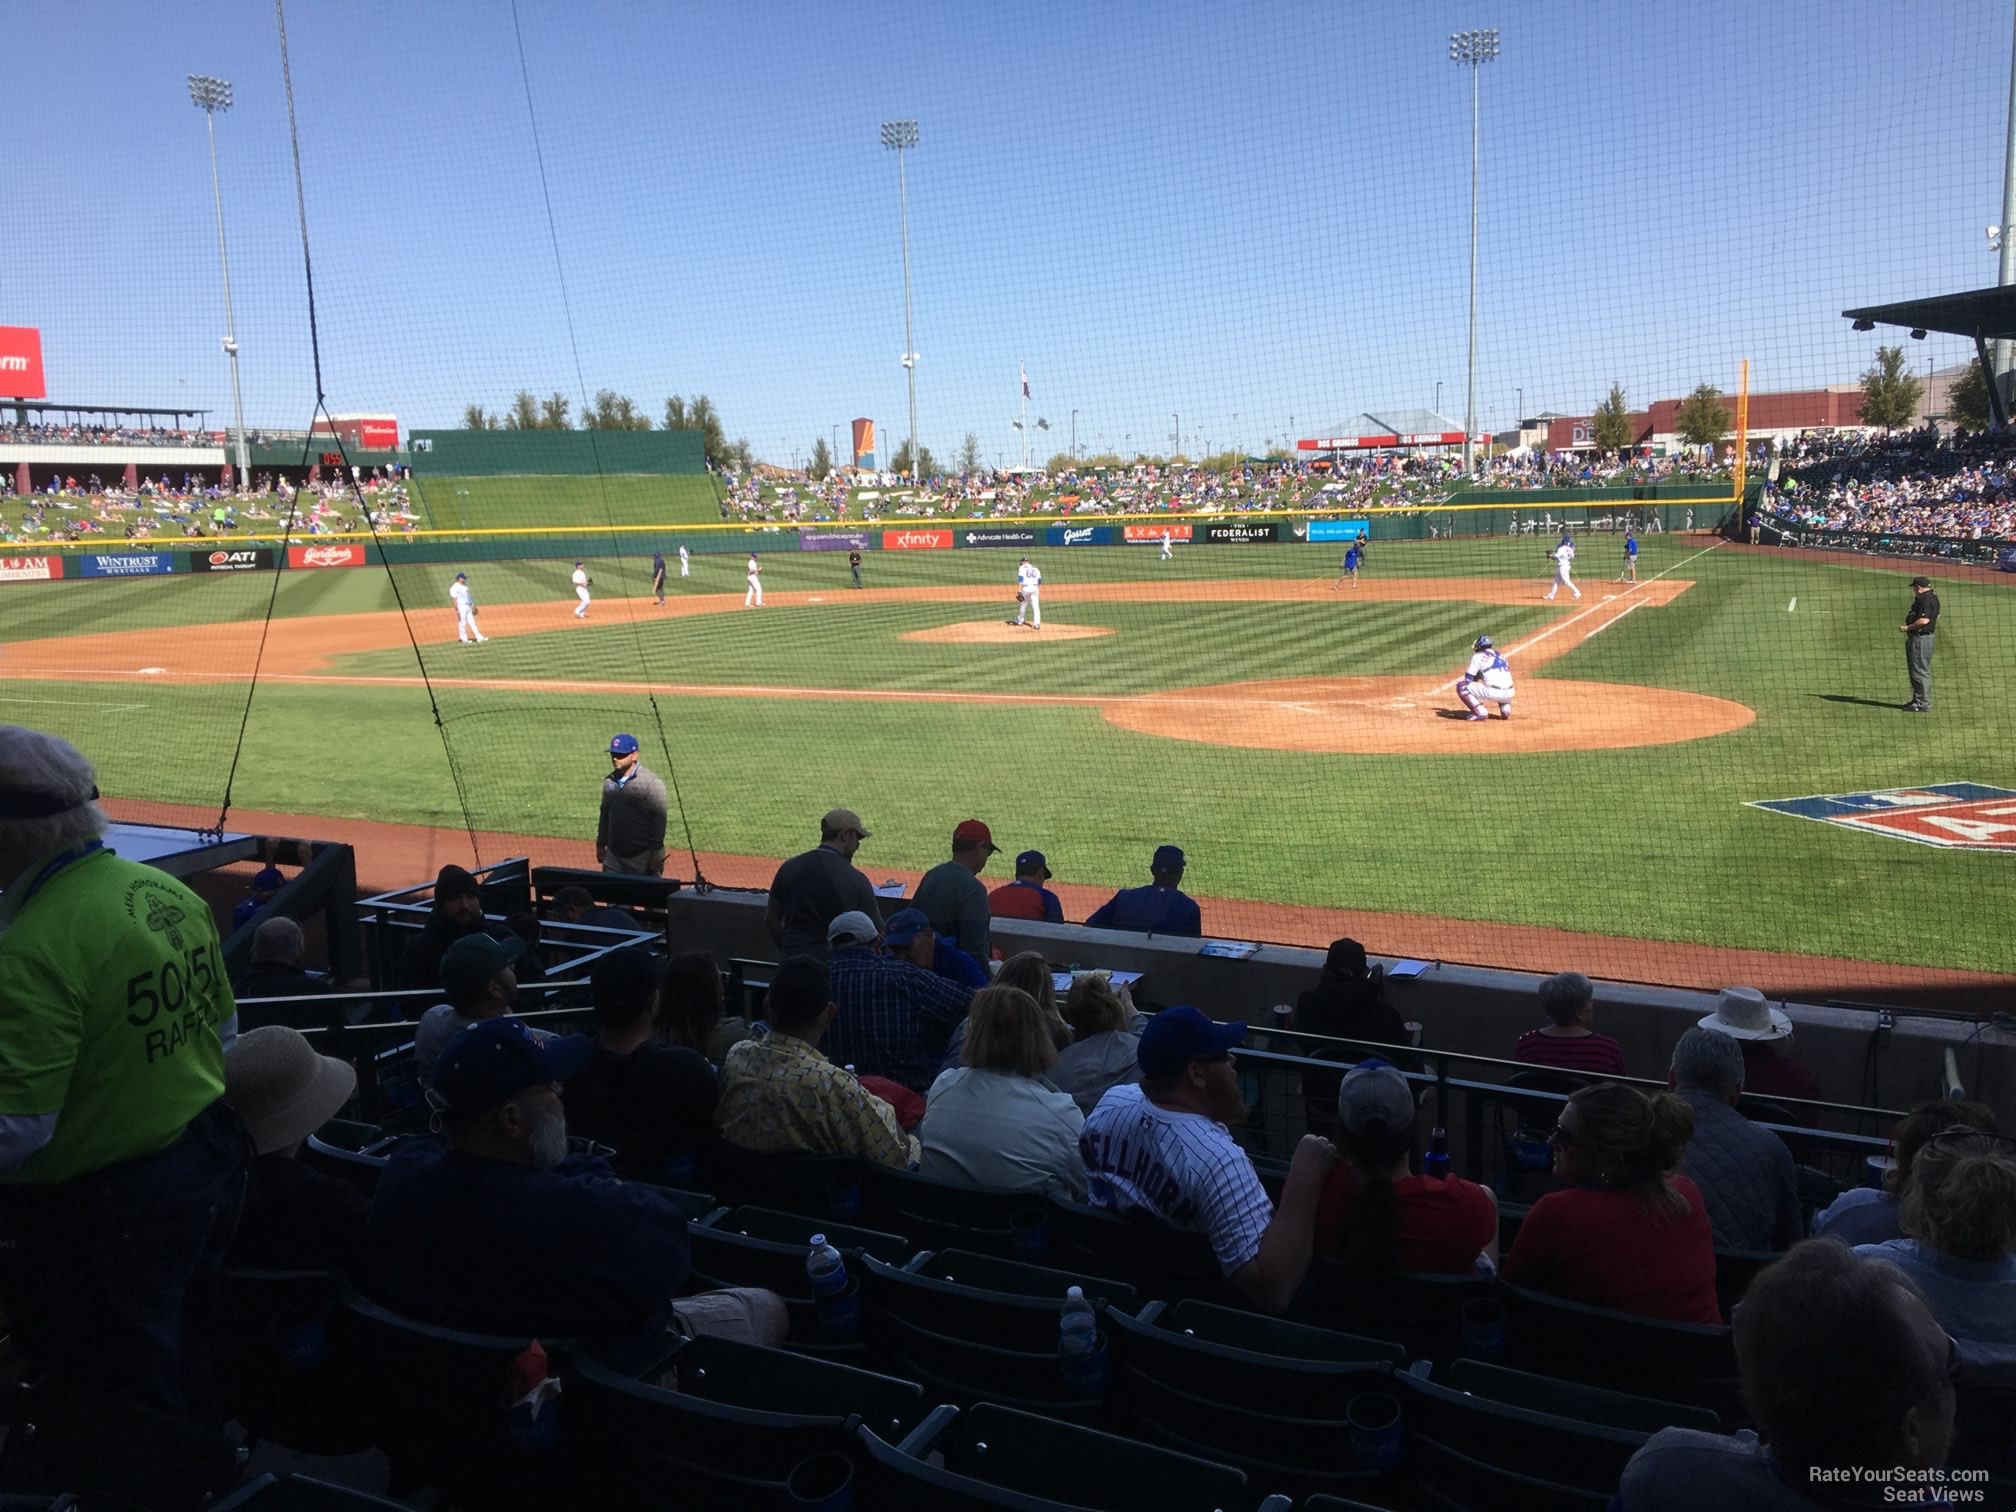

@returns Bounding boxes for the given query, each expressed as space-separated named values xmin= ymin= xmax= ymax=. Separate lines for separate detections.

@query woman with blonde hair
xmin=917 ymin=984 xmax=1087 ymax=1201
xmin=940 ymin=950 xmax=1071 ymax=1070
xmin=1501 ymin=1081 xmax=1720 ymax=1323
xmin=1051 ymin=974 xmax=1150 ymax=1115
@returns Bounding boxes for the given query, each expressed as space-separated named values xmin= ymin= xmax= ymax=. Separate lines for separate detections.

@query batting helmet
xmin=1473 ymin=634 xmax=1494 ymax=651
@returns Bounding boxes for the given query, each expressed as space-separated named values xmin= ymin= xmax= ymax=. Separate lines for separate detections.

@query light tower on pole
xmin=1450 ymin=28 xmax=1499 ymax=475
xmin=881 ymin=120 xmax=920 ymax=481
xmin=188 ymin=73 xmax=250 ymax=489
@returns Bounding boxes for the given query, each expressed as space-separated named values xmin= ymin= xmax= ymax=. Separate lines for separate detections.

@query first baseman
xmin=1012 ymin=557 xmax=1043 ymax=629
xmin=571 ymin=561 xmax=592 ymax=618
xmin=1544 ymin=535 xmax=1580 ymax=601
xmin=1457 ymin=634 xmax=1514 ymax=720
xmin=745 ymin=552 xmax=764 ymax=607
xmin=450 ymin=571 xmax=487 ymax=643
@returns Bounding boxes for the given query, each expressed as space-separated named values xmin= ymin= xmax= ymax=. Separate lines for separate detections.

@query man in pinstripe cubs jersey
xmin=1080 ymin=1007 xmax=1337 ymax=1313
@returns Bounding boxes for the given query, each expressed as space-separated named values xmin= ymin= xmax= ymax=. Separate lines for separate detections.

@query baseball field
xmin=0 ymin=526 xmax=2006 ymax=993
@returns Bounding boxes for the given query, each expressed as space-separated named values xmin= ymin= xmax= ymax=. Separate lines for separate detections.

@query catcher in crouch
xmin=1456 ymin=634 xmax=1514 ymax=721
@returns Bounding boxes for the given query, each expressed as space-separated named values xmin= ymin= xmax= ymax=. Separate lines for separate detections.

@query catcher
xmin=1456 ymin=634 xmax=1514 ymax=721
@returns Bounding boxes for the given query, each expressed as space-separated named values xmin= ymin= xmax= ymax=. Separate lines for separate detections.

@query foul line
xmin=1582 ymin=600 xmax=1645 ymax=639
xmin=0 ymin=695 xmax=149 ymax=711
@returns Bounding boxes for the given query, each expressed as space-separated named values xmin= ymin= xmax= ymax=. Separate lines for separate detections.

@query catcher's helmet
xmin=1473 ymin=634 xmax=1494 ymax=651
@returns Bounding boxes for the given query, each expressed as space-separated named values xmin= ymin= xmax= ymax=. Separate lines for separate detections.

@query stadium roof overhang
xmin=7 ymin=400 xmax=211 ymax=422
xmin=1841 ymin=284 xmax=2016 ymax=425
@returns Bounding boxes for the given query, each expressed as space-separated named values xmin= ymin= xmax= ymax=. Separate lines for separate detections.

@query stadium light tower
xmin=1450 ymin=28 xmax=1499 ymax=475
xmin=882 ymin=120 xmax=920 ymax=482
xmin=188 ymin=73 xmax=250 ymax=490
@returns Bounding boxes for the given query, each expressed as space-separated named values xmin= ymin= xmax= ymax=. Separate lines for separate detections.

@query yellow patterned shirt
xmin=715 ymin=1032 xmax=918 ymax=1169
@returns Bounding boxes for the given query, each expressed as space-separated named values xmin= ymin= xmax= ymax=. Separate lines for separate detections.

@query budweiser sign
xmin=288 ymin=544 xmax=366 ymax=569
xmin=881 ymin=529 xmax=951 ymax=551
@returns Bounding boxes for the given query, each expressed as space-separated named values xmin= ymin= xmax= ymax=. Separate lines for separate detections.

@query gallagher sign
xmin=1749 ymin=783 xmax=2016 ymax=851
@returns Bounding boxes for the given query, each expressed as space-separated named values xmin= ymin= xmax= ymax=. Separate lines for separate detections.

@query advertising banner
xmin=800 ymin=531 xmax=873 ymax=552
xmin=78 ymin=553 xmax=177 ymax=578
xmin=1122 ymin=523 xmax=1193 ymax=544
xmin=358 ymin=419 xmax=399 ymax=449
xmin=851 ymin=418 xmax=876 ymax=468
xmin=288 ymin=543 xmax=368 ymax=569
xmin=192 ymin=547 xmax=276 ymax=573
xmin=1307 ymin=520 xmax=1373 ymax=542
xmin=1045 ymin=524 xmax=1113 ymax=547
xmin=0 ymin=556 xmax=61 ymax=582
xmin=957 ymin=527 xmax=1039 ymax=549
xmin=0 ymin=327 xmax=47 ymax=399
xmin=1202 ymin=521 xmax=1282 ymax=545
xmin=881 ymin=528 xmax=952 ymax=551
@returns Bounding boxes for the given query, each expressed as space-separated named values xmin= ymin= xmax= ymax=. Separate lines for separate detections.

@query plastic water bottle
xmin=1425 ymin=1127 xmax=1451 ymax=1181
xmin=806 ymin=1234 xmax=847 ymax=1298
xmin=807 ymin=1234 xmax=859 ymax=1337
xmin=1058 ymin=1285 xmax=1103 ymax=1393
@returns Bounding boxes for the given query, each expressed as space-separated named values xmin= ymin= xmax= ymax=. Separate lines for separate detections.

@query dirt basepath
xmin=108 ymin=795 xmax=2010 ymax=1009
xmin=903 ymin=622 xmax=1115 ymax=643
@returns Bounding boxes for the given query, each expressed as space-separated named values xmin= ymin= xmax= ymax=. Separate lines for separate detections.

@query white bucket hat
xmin=1699 ymin=986 xmax=1793 ymax=1042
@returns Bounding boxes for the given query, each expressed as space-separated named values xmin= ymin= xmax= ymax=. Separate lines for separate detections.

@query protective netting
xmin=5 ymin=0 xmax=2014 ymax=995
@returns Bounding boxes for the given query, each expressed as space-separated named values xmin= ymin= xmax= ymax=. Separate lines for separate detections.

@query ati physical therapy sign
xmin=1749 ymin=783 xmax=2016 ymax=851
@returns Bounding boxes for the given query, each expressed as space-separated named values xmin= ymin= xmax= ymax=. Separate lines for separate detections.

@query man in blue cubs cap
xmin=597 ymin=732 xmax=668 ymax=876
xmin=989 ymin=848 xmax=1065 ymax=924
xmin=879 ymin=906 xmax=987 ymax=989
xmin=364 ymin=1017 xmax=786 ymax=1365
xmin=1085 ymin=843 xmax=1201 ymax=937
xmin=1080 ymin=1007 xmax=1337 ymax=1313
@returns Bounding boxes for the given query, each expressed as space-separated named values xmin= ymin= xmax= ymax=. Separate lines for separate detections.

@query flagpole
xmin=1019 ymin=364 xmax=1028 ymax=470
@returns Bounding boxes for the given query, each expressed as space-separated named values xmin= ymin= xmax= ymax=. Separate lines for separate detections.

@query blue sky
xmin=11 ymin=0 xmax=2011 ymax=462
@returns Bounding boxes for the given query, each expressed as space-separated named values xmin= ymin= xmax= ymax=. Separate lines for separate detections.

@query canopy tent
xmin=1842 ymin=284 xmax=2016 ymax=426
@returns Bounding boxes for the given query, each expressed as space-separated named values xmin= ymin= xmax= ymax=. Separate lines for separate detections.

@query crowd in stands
xmin=0 ymin=421 xmax=220 ymax=447
xmin=2 ymin=729 xmax=2013 ymax=1509
xmin=0 ymin=467 xmax=415 ymax=543
xmin=1770 ymin=424 xmax=2016 ymax=540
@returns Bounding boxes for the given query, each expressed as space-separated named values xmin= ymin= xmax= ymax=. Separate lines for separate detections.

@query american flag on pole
xmin=1021 ymin=365 xmax=1030 ymax=399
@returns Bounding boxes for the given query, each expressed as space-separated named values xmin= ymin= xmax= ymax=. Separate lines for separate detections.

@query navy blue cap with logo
xmin=427 ymin=1017 xmax=592 ymax=1118
xmin=1136 ymin=1006 xmax=1246 ymax=1079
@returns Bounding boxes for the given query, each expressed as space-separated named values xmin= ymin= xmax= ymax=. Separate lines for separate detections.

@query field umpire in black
xmin=1901 ymin=574 xmax=1939 ymax=713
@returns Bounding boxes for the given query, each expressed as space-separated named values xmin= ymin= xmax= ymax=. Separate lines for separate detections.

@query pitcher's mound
xmin=903 ymin=622 xmax=1114 ymax=644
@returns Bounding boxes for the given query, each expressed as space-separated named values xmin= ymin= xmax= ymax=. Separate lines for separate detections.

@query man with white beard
xmin=362 ymin=1018 xmax=785 ymax=1367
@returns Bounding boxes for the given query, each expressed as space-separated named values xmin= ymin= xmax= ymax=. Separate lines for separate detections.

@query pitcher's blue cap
xmin=1152 ymin=844 xmax=1186 ymax=872
xmin=1015 ymin=850 xmax=1051 ymax=878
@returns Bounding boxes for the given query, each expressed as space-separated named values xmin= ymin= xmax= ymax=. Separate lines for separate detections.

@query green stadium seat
xmin=1443 ymin=1358 xmax=1721 ymax=1434
xmin=1409 ymin=1432 xmax=1611 ymax=1511
xmin=1045 ymin=1198 xmax=1229 ymax=1303
xmin=1497 ymin=1283 xmax=1741 ymax=1422
xmin=912 ymin=1248 xmax=1138 ymax=1308
xmin=209 ymin=1474 xmax=415 ymax=1510
xmin=861 ymin=1162 xmax=1050 ymax=1259
xmin=695 ymin=1141 xmax=869 ymax=1222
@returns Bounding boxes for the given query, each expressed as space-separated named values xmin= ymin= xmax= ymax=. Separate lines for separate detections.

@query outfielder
xmin=745 ymin=552 xmax=764 ymax=607
xmin=1012 ymin=557 xmax=1043 ymax=629
xmin=1544 ymin=535 xmax=1581 ymax=601
xmin=678 ymin=543 xmax=691 ymax=577
xmin=571 ymin=561 xmax=592 ymax=618
xmin=651 ymin=550 xmax=667 ymax=605
xmin=1159 ymin=530 xmax=1174 ymax=561
xmin=1457 ymin=634 xmax=1514 ymax=721
xmin=450 ymin=571 xmax=487 ymax=643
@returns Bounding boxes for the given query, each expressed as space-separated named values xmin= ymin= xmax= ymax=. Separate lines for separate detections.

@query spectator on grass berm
xmin=0 ymin=726 xmax=247 ymax=1424
xmin=918 ymin=985 xmax=1088 ymax=1202
xmin=882 ymin=905 xmax=989 ymax=989
xmin=1293 ymin=938 xmax=1410 ymax=1052
xmin=765 ymin=807 xmax=882 ymax=958
xmin=561 ymin=947 xmax=717 ymax=1186
xmin=1616 ymin=1238 xmax=1960 ymax=1512
xmin=413 ymin=932 xmax=541 ymax=1090
xmin=221 ymin=1025 xmax=367 ymax=1274
xmin=911 ymin=818 xmax=998 ymax=959
xmin=366 ymin=1018 xmax=786 ymax=1370
xmin=1500 ymin=1081 xmax=1721 ymax=1323
xmin=597 ymin=733 xmax=668 ymax=876
xmin=1699 ymin=986 xmax=1824 ymax=1123
xmin=232 ymin=916 xmax=343 ymax=1029
xmin=231 ymin=864 xmax=286 ymax=931
xmin=660 ymin=950 xmax=753 ymax=1066
xmin=1080 ymin=1007 xmax=1337 ymax=1314
xmin=989 ymin=848 xmax=1066 ymax=923
xmin=397 ymin=863 xmax=539 ymax=992
xmin=1815 ymin=1099 xmax=2001 ymax=1247
xmin=714 ymin=955 xmax=919 ymax=1168
xmin=1670 ymin=1027 xmax=1802 ymax=1252
xmin=1086 ymin=844 xmax=1202 ymax=937
xmin=822 ymin=911 xmax=975 ymax=1095
xmin=1511 ymin=970 xmax=1627 ymax=1076
xmin=1856 ymin=1130 xmax=2016 ymax=1368
xmin=1051 ymin=974 xmax=1149 ymax=1116
xmin=1314 ymin=1061 xmax=1499 ymax=1277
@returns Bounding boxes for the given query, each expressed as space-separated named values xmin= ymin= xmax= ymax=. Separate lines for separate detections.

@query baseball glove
xmin=1016 ymin=591 xmax=1026 ymax=603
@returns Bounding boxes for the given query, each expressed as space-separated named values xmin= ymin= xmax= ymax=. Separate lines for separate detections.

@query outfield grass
xmin=3 ymin=535 xmax=2007 ymax=973
xmin=403 ymin=473 xmax=728 ymax=532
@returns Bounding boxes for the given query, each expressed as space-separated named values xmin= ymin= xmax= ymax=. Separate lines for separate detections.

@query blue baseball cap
xmin=1137 ymin=1007 xmax=1247 ymax=1079
xmin=881 ymin=907 xmax=933 ymax=948
xmin=1152 ymin=844 xmax=1186 ymax=873
xmin=1015 ymin=849 xmax=1051 ymax=879
xmin=251 ymin=865 xmax=285 ymax=892
xmin=608 ymin=733 xmax=639 ymax=756
xmin=428 ymin=1017 xmax=592 ymax=1117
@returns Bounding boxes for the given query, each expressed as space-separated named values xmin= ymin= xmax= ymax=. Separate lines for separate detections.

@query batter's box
xmin=1749 ymin=783 xmax=2016 ymax=851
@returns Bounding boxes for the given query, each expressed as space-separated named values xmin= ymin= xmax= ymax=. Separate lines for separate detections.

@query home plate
xmin=138 ymin=667 xmax=166 ymax=676
xmin=1385 ymin=699 xmax=1416 ymax=710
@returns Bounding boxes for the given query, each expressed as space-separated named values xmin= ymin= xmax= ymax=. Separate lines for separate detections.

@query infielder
xmin=679 ymin=543 xmax=691 ymax=577
xmin=571 ymin=561 xmax=592 ymax=618
xmin=745 ymin=552 xmax=764 ymax=607
xmin=1544 ymin=534 xmax=1581 ymax=601
xmin=1620 ymin=531 xmax=1638 ymax=583
xmin=1011 ymin=557 xmax=1043 ymax=629
xmin=651 ymin=550 xmax=667 ymax=605
xmin=1456 ymin=634 xmax=1515 ymax=721
xmin=1335 ymin=544 xmax=1362 ymax=590
xmin=450 ymin=571 xmax=487 ymax=643
xmin=1159 ymin=530 xmax=1174 ymax=561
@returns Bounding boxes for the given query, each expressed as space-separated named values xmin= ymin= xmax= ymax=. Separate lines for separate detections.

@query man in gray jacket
xmin=597 ymin=733 xmax=668 ymax=875
xmin=1670 ymin=1027 xmax=1801 ymax=1252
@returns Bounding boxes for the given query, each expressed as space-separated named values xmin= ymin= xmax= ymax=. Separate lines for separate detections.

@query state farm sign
xmin=0 ymin=556 xmax=61 ymax=582
xmin=0 ymin=328 xmax=46 ymax=399
xmin=881 ymin=529 xmax=952 ymax=551
xmin=288 ymin=544 xmax=367 ymax=569
xmin=1123 ymin=524 xmax=1193 ymax=543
